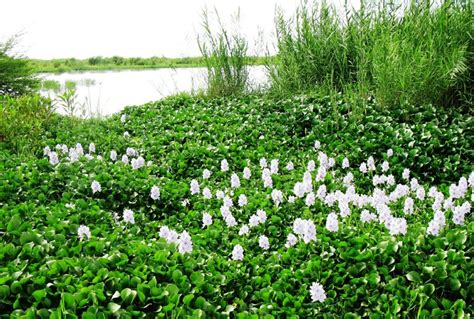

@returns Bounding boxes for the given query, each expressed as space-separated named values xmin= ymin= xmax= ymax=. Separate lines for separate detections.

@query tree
xmin=0 ymin=35 xmax=39 ymax=96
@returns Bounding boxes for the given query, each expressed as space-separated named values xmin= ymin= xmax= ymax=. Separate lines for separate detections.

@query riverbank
xmin=30 ymin=56 xmax=267 ymax=73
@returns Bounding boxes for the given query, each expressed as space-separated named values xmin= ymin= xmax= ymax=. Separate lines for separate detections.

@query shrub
xmin=0 ymin=35 xmax=39 ymax=96
xmin=198 ymin=9 xmax=250 ymax=97
xmin=0 ymin=95 xmax=55 ymax=155
xmin=268 ymin=0 xmax=473 ymax=109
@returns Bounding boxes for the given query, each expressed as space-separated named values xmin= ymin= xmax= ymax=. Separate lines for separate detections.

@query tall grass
xmin=268 ymin=0 xmax=473 ymax=109
xmin=198 ymin=9 xmax=250 ymax=97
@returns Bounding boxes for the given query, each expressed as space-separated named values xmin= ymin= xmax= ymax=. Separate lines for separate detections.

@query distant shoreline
xmin=29 ymin=56 xmax=268 ymax=73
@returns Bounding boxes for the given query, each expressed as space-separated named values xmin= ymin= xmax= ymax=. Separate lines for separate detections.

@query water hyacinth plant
xmin=1 ymin=93 xmax=472 ymax=317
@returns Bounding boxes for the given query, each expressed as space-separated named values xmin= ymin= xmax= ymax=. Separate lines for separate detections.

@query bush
xmin=0 ymin=95 xmax=55 ymax=155
xmin=0 ymin=36 xmax=39 ymax=96
xmin=198 ymin=9 xmax=250 ymax=97
xmin=268 ymin=0 xmax=473 ymax=109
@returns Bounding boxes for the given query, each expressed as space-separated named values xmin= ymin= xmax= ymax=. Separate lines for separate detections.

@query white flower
xmin=262 ymin=168 xmax=273 ymax=188
xmin=286 ymin=161 xmax=294 ymax=171
xmin=238 ymin=194 xmax=248 ymax=207
xmin=126 ymin=147 xmax=137 ymax=157
xmin=120 ymin=114 xmax=126 ymax=123
xmin=288 ymin=195 xmax=296 ymax=203
xmin=123 ymin=131 xmax=130 ymax=138
xmin=159 ymin=226 xmax=179 ymax=244
xmin=121 ymin=154 xmax=129 ymax=164
xmin=43 ymin=146 xmax=51 ymax=156
xmin=85 ymin=154 xmax=93 ymax=160
xmin=203 ymin=169 xmax=211 ymax=179
xmin=238 ymin=224 xmax=249 ymax=236
xmin=202 ymin=187 xmax=212 ymax=199
xmin=231 ymin=244 xmax=244 ymax=261
xmin=260 ymin=157 xmax=267 ymax=169
xmin=190 ymin=179 xmax=200 ymax=195
xmin=75 ymin=143 xmax=84 ymax=156
xmin=131 ymin=156 xmax=145 ymax=170
xmin=402 ymin=168 xmax=410 ymax=180
xmin=271 ymin=189 xmax=283 ymax=206
xmin=387 ymin=149 xmax=393 ymax=157
xmin=342 ymin=157 xmax=349 ymax=169
xmin=249 ymin=215 xmax=260 ymax=228
xmin=328 ymin=157 xmax=335 ymax=168
xmin=77 ymin=225 xmax=91 ymax=240
xmin=367 ymin=156 xmax=376 ymax=171
xmin=381 ymin=161 xmax=389 ymax=172
xmin=182 ymin=198 xmax=190 ymax=207
xmin=427 ymin=219 xmax=441 ymax=236
xmin=243 ymin=167 xmax=251 ymax=179
xmin=325 ymin=212 xmax=339 ymax=232
xmin=89 ymin=143 xmax=96 ymax=154
xmin=216 ymin=190 xmax=225 ymax=199
xmin=416 ymin=187 xmax=425 ymax=201
xmin=223 ymin=195 xmax=233 ymax=208
xmin=110 ymin=150 xmax=117 ymax=161
xmin=65 ymin=203 xmax=75 ymax=209
xmin=403 ymin=197 xmax=414 ymax=214
xmin=91 ymin=180 xmax=101 ymax=194
xmin=178 ymin=231 xmax=193 ymax=254
xmin=123 ymin=209 xmax=135 ymax=224
xmin=387 ymin=217 xmax=407 ymax=236
xmin=305 ymin=192 xmax=316 ymax=207
xmin=147 ymin=160 xmax=152 ymax=167
xmin=307 ymin=160 xmax=316 ymax=172
xmin=68 ymin=148 xmax=79 ymax=162
xmin=257 ymin=209 xmax=267 ymax=223
xmin=49 ymin=152 xmax=59 ymax=166
xmin=359 ymin=162 xmax=368 ymax=173
xmin=224 ymin=214 xmax=237 ymax=227
xmin=315 ymin=165 xmax=327 ymax=182
xmin=361 ymin=210 xmax=376 ymax=223
xmin=202 ymin=212 xmax=213 ymax=228
xmin=285 ymin=233 xmax=298 ymax=248
xmin=293 ymin=218 xmax=316 ymax=243
xmin=231 ymin=173 xmax=241 ymax=189
xmin=258 ymin=235 xmax=270 ymax=250
xmin=314 ymin=140 xmax=321 ymax=150
xmin=293 ymin=182 xmax=305 ymax=198
xmin=150 ymin=186 xmax=160 ymax=200
xmin=270 ymin=159 xmax=279 ymax=175
xmin=468 ymin=171 xmax=474 ymax=187
xmin=310 ymin=282 xmax=326 ymax=302
xmin=316 ymin=185 xmax=327 ymax=201
xmin=343 ymin=173 xmax=353 ymax=187
xmin=221 ymin=159 xmax=229 ymax=172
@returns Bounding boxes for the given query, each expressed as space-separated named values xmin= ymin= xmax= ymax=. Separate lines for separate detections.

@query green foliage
xmin=0 ymin=36 xmax=39 ymax=96
xmin=198 ymin=9 xmax=250 ymax=97
xmin=269 ymin=0 xmax=473 ymax=109
xmin=0 ymin=94 xmax=55 ymax=155
xmin=0 ymin=94 xmax=472 ymax=317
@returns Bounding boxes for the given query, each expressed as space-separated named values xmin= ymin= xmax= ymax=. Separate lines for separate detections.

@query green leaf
xmin=183 ymin=294 xmax=194 ymax=305
xmin=406 ymin=271 xmax=421 ymax=283
xmin=32 ymin=289 xmax=46 ymax=302
xmin=190 ymin=272 xmax=204 ymax=285
xmin=447 ymin=278 xmax=461 ymax=291
xmin=107 ymin=302 xmax=121 ymax=313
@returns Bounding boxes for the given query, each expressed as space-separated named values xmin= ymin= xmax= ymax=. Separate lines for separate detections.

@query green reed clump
xmin=198 ymin=9 xmax=250 ymax=97
xmin=269 ymin=0 xmax=473 ymax=110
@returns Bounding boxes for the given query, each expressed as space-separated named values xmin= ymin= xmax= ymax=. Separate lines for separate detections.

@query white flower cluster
xmin=159 ymin=226 xmax=193 ymax=254
xmin=258 ymin=235 xmax=270 ymax=250
xmin=123 ymin=209 xmax=135 ymax=224
xmin=150 ymin=186 xmax=160 ymax=200
xmin=249 ymin=209 xmax=267 ymax=228
xmin=231 ymin=173 xmax=241 ymax=189
xmin=292 ymin=218 xmax=316 ymax=244
xmin=131 ymin=156 xmax=145 ymax=170
xmin=91 ymin=180 xmax=101 ymax=194
xmin=310 ymin=282 xmax=326 ymax=302
xmin=271 ymin=189 xmax=283 ymax=206
xmin=190 ymin=179 xmax=200 ymax=195
xmin=203 ymin=169 xmax=211 ymax=179
xmin=325 ymin=212 xmax=339 ymax=232
xmin=262 ymin=168 xmax=273 ymax=188
xmin=232 ymin=244 xmax=244 ymax=261
xmin=243 ymin=167 xmax=251 ymax=179
xmin=77 ymin=225 xmax=91 ymax=240
xmin=202 ymin=212 xmax=213 ymax=228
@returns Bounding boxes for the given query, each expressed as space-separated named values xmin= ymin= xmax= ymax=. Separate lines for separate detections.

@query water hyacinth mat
xmin=1 ymin=95 xmax=472 ymax=318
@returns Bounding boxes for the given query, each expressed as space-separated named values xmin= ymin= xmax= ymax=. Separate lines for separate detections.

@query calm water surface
xmin=40 ymin=66 xmax=268 ymax=117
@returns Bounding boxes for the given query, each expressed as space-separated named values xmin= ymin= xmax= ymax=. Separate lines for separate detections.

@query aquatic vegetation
xmin=1 ymin=94 xmax=472 ymax=317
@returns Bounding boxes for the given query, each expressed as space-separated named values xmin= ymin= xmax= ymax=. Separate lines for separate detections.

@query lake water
xmin=39 ymin=66 xmax=268 ymax=117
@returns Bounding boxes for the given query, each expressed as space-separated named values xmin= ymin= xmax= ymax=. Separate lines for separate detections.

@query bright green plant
xmin=0 ymin=35 xmax=39 ymax=96
xmin=198 ymin=9 xmax=250 ymax=97
xmin=0 ymin=94 xmax=54 ymax=155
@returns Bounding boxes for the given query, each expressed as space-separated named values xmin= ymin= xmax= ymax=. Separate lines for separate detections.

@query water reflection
xmin=39 ymin=66 xmax=268 ymax=117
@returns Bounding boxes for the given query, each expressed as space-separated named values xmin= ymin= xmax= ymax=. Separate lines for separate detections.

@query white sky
xmin=1 ymin=0 xmax=359 ymax=59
